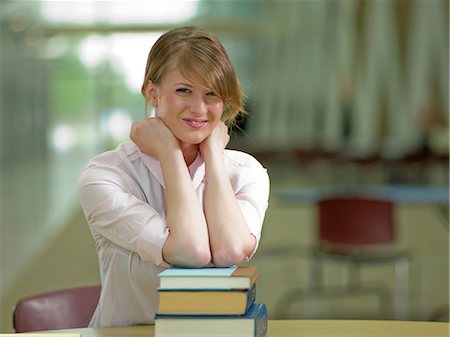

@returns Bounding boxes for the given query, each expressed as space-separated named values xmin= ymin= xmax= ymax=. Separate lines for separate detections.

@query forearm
xmin=160 ymin=150 xmax=211 ymax=267
xmin=203 ymin=150 xmax=256 ymax=267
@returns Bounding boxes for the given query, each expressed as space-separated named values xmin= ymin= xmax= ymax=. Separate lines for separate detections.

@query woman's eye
xmin=176 ymin=88 xmax=191 ymax=93
xmin=206 ymin=91 xmax=216 ymax=96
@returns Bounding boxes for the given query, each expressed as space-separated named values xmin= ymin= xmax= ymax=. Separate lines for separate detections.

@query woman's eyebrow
xmin=174 ymin=80 xmax=212 ymax=91
xmin=174 ymin=82 xmax=194 ymax=87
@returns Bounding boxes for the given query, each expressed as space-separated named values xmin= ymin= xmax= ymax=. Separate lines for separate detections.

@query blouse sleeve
xmin=234 ymin=163 xmax=270 ymax=260
xmin=78 ymin=165 xmax=170 ymax=267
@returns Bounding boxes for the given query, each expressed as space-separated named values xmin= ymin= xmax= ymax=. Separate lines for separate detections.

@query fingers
xmin=131 ymin=119 xmax=153 ymax=139
xmin=130 ymin=121 xmax=141 ymax=142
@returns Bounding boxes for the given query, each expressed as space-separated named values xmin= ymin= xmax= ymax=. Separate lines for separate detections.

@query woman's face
xmin=151 ymin=68 xmax=224 ymax=146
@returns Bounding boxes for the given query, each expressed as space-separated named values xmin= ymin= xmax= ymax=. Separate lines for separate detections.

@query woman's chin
xmin=178 ymin=134 xmax=207 ymax=145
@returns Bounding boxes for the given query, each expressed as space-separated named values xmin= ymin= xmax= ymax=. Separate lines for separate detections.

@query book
xmin=158 ymin=284 xmax=256 ymax=315
xmin=0 ymin=335 xmax=80 ymax=337
xmin=158 ymin=266 xmax=259 ymax=290
xmin=155 ymin=303 xmax=268 ymax=337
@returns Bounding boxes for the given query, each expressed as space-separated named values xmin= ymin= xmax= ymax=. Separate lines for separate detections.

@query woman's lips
xmin=183 ymin=119 xmax=207 ymax=129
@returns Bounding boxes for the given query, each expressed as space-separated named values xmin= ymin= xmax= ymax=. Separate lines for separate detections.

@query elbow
xmin=213 ymin=236 xmax=256 ymax=267
xmin=212 ymin=249 xmax=245 ymax=267
xmin=163 ymin=237 xmax=212 ymax=268
xmin=186 ymin=245 xmax=212 ymax=267
xmin=212 ymin=245 xmax=250 ymax=268
xmin=175 ymin=246 xmax=212 ymax=268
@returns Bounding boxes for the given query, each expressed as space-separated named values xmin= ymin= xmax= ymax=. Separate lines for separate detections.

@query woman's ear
xmin=144 ymin=80 xmax=158 ymax=107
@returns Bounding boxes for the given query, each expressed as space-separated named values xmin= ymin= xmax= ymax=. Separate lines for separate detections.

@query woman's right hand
xmin=130 ymin=118 xmax=180 ymax=159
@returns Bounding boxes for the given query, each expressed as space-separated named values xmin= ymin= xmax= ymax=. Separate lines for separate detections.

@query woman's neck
xmin=180 ymin=143 xmax=199 ymax=166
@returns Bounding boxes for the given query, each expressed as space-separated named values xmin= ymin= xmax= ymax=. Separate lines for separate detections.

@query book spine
xmin=253 ymin=303 xmax=268 ymax=337
xmin=245 ymin=284 xmax=256 ymax=313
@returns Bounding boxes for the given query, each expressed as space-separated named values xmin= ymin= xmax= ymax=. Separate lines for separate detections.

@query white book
xmin=158 ymin=266 xmax=259 ymax=290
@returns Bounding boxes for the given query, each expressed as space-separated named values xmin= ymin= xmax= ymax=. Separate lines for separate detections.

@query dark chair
xmin=275 ymin=196 xmax=411 ymax=320
xmin=13 ymin=285 xmax=101 ymax=332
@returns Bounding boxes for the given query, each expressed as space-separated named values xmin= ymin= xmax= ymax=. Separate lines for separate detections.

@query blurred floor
xmin=1 ymin=158 xmax=448 ymax=331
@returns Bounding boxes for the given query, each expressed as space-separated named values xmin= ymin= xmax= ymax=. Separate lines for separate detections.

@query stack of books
xmin=155 ymin=265 xmax=268 ymax=337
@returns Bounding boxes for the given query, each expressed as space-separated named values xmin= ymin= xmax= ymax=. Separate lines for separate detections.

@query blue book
xmin=155 ymin=303 xmax=268 ymax=337
xmin=157 ymin=284 xmax=256 ymax=315
xmin=158 ymin=265 xmax=259 ymax=290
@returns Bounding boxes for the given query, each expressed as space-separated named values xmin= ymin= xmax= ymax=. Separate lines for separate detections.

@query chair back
xmin=317 ymin=196 xmax=395 ymax=246
xmin=13 ymin=285 xmax=101 ymax=332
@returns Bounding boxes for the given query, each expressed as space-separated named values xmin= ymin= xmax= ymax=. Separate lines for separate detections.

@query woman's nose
xmin=189 ymin=95 xmax=208 ymax=115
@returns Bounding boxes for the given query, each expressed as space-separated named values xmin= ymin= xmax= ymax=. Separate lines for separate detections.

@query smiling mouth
xmin=184 ymin=119 xmax=207 ymax=128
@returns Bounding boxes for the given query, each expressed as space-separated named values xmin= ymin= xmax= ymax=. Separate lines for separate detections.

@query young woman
xmin=78 ymin=26 xmax=270 ymax=327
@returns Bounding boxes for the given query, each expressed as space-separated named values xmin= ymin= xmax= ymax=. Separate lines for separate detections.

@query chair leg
xmin=347 ymin=261 xmax=361 ymax=290
xmin=377 ymin=287 xmax=393 ymax=319
xmin=347 ymin=261 xmax=393 ymax=319
xmin=310 ymin=253 xmax=324 ymax=291
xmin=273 ymin=287 xmax=310 ymax=319
xmin=394 ymin=257 xmax=410 ymax=320
xmin=274 ymin=253 xmax=324 ymax=319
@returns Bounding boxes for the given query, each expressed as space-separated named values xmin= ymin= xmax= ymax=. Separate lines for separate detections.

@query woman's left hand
xmin=199 ymin=121 xmax=230 ymax=156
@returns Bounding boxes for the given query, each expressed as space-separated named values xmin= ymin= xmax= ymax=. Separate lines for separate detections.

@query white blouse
xmin=78 ymin=141 xmax=270 ymax=327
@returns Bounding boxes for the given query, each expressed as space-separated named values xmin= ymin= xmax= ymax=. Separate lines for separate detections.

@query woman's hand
xmin=199 ymin=121 xmax=230 ymax=157
xmin=130 ymin=118 xmax=180 ymax=159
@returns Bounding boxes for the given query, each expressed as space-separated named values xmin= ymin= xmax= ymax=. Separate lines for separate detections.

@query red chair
xmin=13 ymin=285 xmax=101 ymax=332
xmin=275 ymin=196 xmax=411 ymax=319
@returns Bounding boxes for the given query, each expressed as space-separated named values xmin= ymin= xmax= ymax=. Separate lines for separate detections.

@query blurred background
xmin=0 ymin=0 xmax=448 ymax=332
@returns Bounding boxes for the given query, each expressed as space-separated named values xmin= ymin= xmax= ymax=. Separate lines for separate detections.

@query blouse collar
xmin=138 ymin=150 xmax=205 ymax=190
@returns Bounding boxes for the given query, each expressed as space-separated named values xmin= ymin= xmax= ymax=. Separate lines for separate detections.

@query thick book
xmin=158 ymin=284 xmax=256 ymax=315
xmin=158 ymin=265 xmax=259 ymax=290
xmin=155 ymin=303 xmax=268 ymax=337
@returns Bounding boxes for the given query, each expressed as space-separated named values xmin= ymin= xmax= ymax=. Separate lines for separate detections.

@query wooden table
xmin=6 ymin=320 xmax=448 ymax=336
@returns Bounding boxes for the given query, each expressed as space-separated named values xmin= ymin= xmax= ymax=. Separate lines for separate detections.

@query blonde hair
xmin=141 ymin=26 xmax=245 ymax=125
